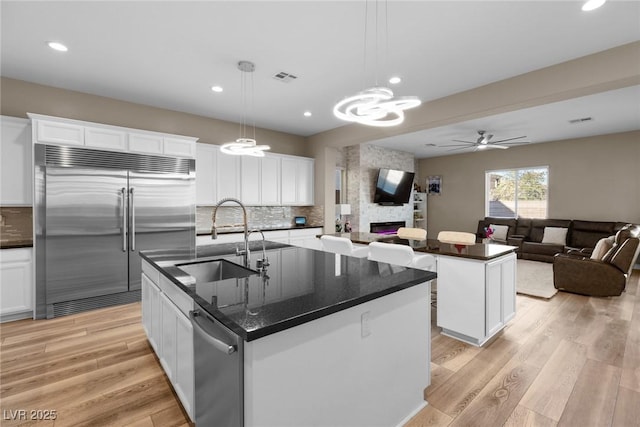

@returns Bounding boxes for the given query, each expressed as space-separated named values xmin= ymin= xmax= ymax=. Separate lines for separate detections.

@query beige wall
xmin=0 ymin=77 xmax=309 ymax=157
xmin=418 ymin=131 xmax=640 ymax=238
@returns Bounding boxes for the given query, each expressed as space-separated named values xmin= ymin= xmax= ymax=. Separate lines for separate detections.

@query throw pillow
xmin=489 ymin=224 xmax=509 ymax=242
xmin=541 ymin=227 xmax=568 ymax=245
xmin=590 ymin=237 xmax=614 ymax=260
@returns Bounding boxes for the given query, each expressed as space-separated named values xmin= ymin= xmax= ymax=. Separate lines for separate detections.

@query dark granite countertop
xmin=196 ymin=224 xmax=324 ymax=236
xmin=324 ymin=233 xmax=516 ymax=261
xmin=140 ymin=241 xmax=435 ymax=342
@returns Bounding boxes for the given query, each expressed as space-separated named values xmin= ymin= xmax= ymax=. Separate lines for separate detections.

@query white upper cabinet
xmin=1 ymin=116 xmax=32 ymax=205
xmin=196 ymin=144 xmax=313 ymax=207
xmin=281 ymin=156 xmax=314 ymax=206
xmin=28 ymin=114 xmax=197 ymax=158
xmin=216 ymin=151 xmax=241 ymax=200
xmin=240 ymin=154 xmax=282 ymax=206
xmin=195 ymin=143 xmax=218 ymax=205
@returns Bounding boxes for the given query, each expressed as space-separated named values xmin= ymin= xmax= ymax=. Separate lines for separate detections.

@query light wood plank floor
xmin=1 ymin=271 xmax=638 ymax=427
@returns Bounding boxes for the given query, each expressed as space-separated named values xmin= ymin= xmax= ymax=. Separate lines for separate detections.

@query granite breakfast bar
xmin=140 ymin=241 xmax=436 ymax=426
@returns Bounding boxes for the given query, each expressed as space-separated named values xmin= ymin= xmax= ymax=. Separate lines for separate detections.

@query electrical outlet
xmin=361 ymin=311 xmax=371 ymax=338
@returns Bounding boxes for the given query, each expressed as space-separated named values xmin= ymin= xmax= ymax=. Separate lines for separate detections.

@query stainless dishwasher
xmin=190 ymin=306 xmax=243 ymax=426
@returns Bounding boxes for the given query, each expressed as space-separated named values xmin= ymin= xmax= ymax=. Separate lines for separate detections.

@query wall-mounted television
xmin=373 ymin=168 xmax=415 ymax=205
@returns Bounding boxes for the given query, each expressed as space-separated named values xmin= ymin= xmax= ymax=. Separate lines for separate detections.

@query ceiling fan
xmin=447 ymin=130 xmax=530 ymax=152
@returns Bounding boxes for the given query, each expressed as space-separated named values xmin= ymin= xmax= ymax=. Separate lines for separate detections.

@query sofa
xmin=476 ymin=217 xmax=631 ymax=263
xmin=553 ymin=224 xmax=640 ymax=296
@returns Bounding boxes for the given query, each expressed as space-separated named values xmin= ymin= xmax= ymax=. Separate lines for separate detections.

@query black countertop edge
xmin=196 ymin=224 xmax=323 ymax=236
xmin=140 ymin=245 xmax=436 ymax=342
xmin=241 ymin=276 xmax=432 ymax=342
xmin=1 ymin=241 xmax=33 ymax=249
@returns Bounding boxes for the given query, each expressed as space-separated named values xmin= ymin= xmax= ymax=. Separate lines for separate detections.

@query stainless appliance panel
xmin=127 ymin=171 xmax=195 ymax=290
xmin=44 ymin=167 xmax=129 ymax=303
xmin=191 ymin=307 xmax=243 ymax=427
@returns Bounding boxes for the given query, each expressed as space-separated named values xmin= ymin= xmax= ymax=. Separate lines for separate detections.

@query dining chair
xmin=437 ymin=231 xmax=476 ymax=245
xmin=368 ymin=241 xmax=436 ymax=271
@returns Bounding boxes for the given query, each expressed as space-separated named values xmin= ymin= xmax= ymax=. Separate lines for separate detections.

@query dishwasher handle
xmin=189 ymin=310 xmax=237 ymax=355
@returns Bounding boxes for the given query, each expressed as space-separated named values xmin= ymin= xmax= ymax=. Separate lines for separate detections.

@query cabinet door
xmin=164 ymin=137 xmax=196 ymax=158
xmin=297 ymin=158 xmax=314 ymax=205
xmin=281 ymin=157 xmax=298 ymax=205
xmin=196 ymin=143 xmax=218 ymax=205
xmin=240 ymin=156 xmax=262 ymax=205
xmin=129 ymin=133 xmax=164 ymax=154
xmin=141 ymin=273 xmax=153 ymax=338
xmin=216 ymin=152 xmax=241 ymax=200
xmin=0 ymin=248 xmax=33 ymax=318
xmin=36 ymin=119 xmax=84 ymax=146
xmin=149 ymin=278 xmax=162 ymax=353
xmin=501 ymin=255 xmax=516 ymax=323
xmin=174 ymin=312 xmax=194 ymax=421
xmin=159 ymin=292 xmax=177 ymax=381
xmin=485 ymin=260 xmax=503 ymax=337
xmin=85 ymin=126 xmax=127 ymax=151
xmin=261 ymin=155 xmax=281 ymax=205
xmin=1 ymin=116 xmax=32 ymax=205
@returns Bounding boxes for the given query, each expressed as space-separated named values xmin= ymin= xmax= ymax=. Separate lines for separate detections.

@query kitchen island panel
xmin=243 ymin=281 xmax=430 ymax=427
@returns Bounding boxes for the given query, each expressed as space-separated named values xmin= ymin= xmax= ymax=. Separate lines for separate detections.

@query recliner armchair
xmin=553 ymin=225 xmax=640 ymax=297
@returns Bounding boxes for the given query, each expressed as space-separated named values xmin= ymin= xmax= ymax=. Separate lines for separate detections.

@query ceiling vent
xmin=568 ymin=116 xmax=593 ymax=124
xmin=273 ymin=71 xmax=298 ymax=83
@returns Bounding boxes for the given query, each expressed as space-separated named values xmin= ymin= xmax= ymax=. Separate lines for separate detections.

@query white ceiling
xmin=2 ymin=1 xmax=639 ymax=157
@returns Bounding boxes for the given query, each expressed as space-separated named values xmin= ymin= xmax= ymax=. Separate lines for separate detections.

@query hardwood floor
xmin=0 ymin=271 xmax=638 ymax=426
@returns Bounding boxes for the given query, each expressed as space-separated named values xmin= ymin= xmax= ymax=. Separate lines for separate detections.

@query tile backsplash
xmin=0 ymin=206 xmax=33 ymax=244
xmin=196 ymin=205 xmax=324 ymax=234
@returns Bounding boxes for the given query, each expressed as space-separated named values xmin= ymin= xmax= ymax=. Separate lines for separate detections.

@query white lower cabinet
xmin=141 ymin=269 xmax=194 ymax=421
xmin=0 ymin=248 xmax=33 ymax=322
xmin=437 ymin=252 xmax=516 ymax=346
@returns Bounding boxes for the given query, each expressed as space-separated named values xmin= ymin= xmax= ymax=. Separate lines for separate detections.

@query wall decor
xmin=427 ymin=175 xmax=442 ymax=195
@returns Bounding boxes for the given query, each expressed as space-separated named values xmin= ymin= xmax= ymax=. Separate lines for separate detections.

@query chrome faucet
xmin=248 ymin=229 xmax=270 ymax=272
xmin=211 ymin=198 xmax=249 ymax=267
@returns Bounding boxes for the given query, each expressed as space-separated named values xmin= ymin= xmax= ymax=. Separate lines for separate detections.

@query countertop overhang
xmin=141 ymin=242 xmax=435 ymax=342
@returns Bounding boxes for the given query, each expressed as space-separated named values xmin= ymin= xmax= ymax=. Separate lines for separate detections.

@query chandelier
xmin=220 ymin=61 xmax=271 ymax=157
xmin=333 ymin=0 xmax=421 ymax=127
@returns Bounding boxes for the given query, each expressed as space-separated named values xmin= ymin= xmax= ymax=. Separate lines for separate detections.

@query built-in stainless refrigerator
xmin=34 ymin=144 xmax=195 ymax=318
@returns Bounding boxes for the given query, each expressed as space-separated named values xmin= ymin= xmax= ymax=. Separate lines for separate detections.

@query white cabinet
xmin=437 ymin=252 xmax=516 ymax=346
xmin=196 ymin=143 xmax=218 ymax=205
xmin=216 ymin=151 xmax=241 ymax=200
xmin=0 ymin=248 xmax=33 ymax=321
xmin=261 ymin=155 xmax=281 ymax=205
xmin=85 ymin=126 xmax=127 ymax=151
xmin=28 ymin=114 xmax=197 ymax=158
xmin=141 ymin=267 xmax=194 ymax=421
xmin=281 ymin=156 xmax=314 ymax=206
xmin=240 ymin=156 xmax=262 ymax=205
xmin=1 ymin=116 xmax=32 ymax=205
xmin=288 ymin=227 xmax=323 ymax=250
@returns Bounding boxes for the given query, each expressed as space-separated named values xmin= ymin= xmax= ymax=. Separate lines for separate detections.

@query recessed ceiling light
xmin=303 ymin=111 xmax=312 ymax=117
xmin=211 ymin=85 xmax=223 ymax=93
xmin=47 ymin=41 xmax=68 ymax=52
xmin=389 ymin=76 xmax=402 ymax=85
xmin=582 ymin=0 xmax=606 ymax=11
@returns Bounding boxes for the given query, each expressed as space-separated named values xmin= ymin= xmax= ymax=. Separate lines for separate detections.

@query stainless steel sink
xmin=176 ymin=259 xmax=257 ymax=284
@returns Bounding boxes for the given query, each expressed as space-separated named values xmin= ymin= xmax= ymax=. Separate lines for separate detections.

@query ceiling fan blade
xmin=484 ymin=144 xmax=509 ymax=150
xmin=491 ymin=135 xmax=527 ymax=143
xmin=451 ymin=140 xmax=477 ymax=144
xmin=495 ymin=141 xmax=531 ymax=146
xmin=446 ymin=146 xmax=475 ymax=152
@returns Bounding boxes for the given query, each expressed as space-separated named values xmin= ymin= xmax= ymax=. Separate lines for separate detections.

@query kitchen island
xmin=140 ymin=241 xmax=435 ymax=426
xmin=326 ymin=233 xmax=518 ymax=346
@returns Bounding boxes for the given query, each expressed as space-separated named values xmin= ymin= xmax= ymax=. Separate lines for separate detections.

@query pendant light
xmin=220 ymin=60 xmax=270 ymax=157
xmin=333 ymin=0 xmax=421 ymax=127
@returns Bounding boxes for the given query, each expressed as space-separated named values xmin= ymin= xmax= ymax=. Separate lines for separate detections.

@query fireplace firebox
xmin=370 ymin=221 xmax=405 ymax=235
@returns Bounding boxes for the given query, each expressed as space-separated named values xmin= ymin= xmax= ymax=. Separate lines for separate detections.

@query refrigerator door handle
xmin=129 ymin=187 xmax=135 ymax=251
xmin=121 ymin=187 xmax=127 ymax=252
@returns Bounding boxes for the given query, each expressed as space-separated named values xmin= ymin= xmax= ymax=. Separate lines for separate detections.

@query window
xmin=486 ymin=166 xmax=548 ymax=218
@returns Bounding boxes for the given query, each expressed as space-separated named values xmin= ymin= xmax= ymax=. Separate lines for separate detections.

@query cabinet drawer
xmin=158 ymin=275 xmax=194 ymax=317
